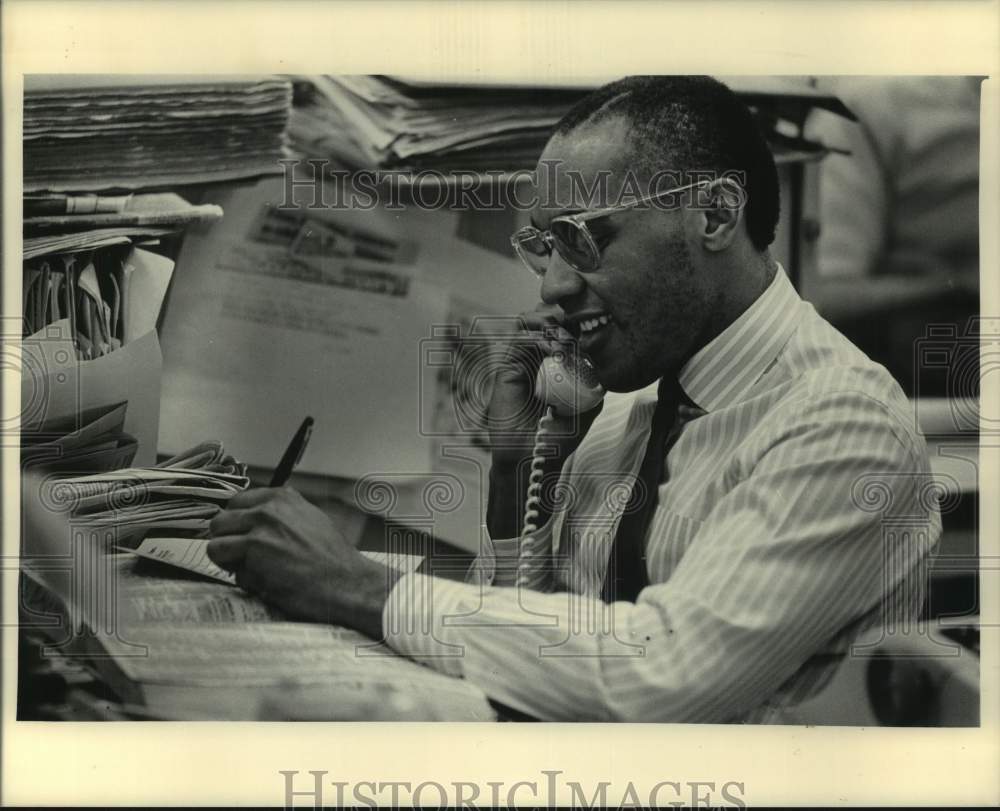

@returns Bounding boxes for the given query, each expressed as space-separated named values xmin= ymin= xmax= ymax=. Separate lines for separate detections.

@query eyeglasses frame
xmin=510 ymin=177 xmax=730 ymax=277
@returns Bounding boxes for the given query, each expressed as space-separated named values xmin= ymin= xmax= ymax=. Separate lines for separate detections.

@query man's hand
xmin=206 ymin=487 xmax=400 ymax=639
xmin=485 ymin=306 xmax=604 ymax=539
xmin=488 ymin=305 xmax=603 ymax=468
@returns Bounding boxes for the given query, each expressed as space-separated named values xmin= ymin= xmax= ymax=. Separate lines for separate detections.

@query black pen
xmin=269 ymin=416 xmax=315 ymax=487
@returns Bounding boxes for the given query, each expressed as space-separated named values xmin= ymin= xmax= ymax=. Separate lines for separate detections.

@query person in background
xmin=802 ymin=76 xmax=981 ymax=396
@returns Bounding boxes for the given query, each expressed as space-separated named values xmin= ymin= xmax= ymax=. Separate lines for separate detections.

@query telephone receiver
xmin=534 ymin=351 xmax=606 ymax=417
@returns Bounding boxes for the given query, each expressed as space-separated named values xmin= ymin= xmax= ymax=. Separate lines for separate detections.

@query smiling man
xmin=208 ymin=76 xmax=940 ymax=722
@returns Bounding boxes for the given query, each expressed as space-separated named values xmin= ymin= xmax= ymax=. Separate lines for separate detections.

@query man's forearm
xmin=321 ymin=558 xmax=403 ymax=640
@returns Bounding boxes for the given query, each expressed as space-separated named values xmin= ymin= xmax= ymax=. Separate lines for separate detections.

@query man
xmin=207 ymin=76 xmax=940 ymax=722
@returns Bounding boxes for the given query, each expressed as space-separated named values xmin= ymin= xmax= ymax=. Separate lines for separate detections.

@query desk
xmin=16 ymin=535 xmax=529 ymax=722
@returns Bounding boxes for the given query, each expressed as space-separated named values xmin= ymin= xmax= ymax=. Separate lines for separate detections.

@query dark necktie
xmin=600 ymin=376 xmax=684 ymax=603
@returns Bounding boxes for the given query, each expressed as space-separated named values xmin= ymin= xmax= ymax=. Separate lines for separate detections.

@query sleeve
xmin=383 ymin=391 xmax=940 ymax=722
xmin=471 ymin=450 xmax=582 ymax=592
xmin=464 ymin=518 xmax=557 ymax=592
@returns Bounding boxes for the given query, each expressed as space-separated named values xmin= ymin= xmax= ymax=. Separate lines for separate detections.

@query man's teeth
xmin=579 ymin=315 xmax=612 ymax=334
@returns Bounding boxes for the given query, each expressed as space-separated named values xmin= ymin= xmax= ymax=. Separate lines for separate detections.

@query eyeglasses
xmin=510 ymin=179 xmax=711 ymax=278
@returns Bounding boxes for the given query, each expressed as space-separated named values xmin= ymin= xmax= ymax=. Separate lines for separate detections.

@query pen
xmin=269 ymin=416 xmax=315 ymax=487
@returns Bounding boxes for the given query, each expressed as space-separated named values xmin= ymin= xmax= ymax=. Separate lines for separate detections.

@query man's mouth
xmin=578 ymin=314 xmax=613 ymax=335
xmin=572 ymin=313 xmax=615 ymax=353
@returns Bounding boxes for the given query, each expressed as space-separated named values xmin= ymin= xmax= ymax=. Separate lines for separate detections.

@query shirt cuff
xmin=381 ymin=572 xmax=474 ymax=678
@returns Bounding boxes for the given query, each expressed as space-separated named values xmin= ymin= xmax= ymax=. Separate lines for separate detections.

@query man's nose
xmin=540 ymin=250 xmax=585 ymax=306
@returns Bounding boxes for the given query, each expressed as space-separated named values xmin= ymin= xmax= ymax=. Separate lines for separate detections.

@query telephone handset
xmin=534 ymin=352 xmax=605 ymax=417
xmin=518 ymin=352 xmax=605 ymax=587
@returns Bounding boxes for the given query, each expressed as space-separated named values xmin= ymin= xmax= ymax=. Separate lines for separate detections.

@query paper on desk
xmin=81 ymin=502 xmax=220 ymax=525
xmin=22 ymin=553 xmax=280 ymax=632
xmin=119 ymin=535 xmax=424 ymax=587
xmin=23 ymin=551 xmax=493 ymax=719
xmin=64 ymin=465 xmax=249 ymax=485
xmin=92 ymin=621 xmax=497 ymax=720
xmin=23 ymin=228 xmax=172 ymax=260
xmin=56 ymin=467 xmax=248 ymax=514
xmin=103 ymin=621 xmax=445 ymax=687
xmin=20 ymin=320 xmax=162 ymax=465
xmin=120 ymin=536 xmax=237 ymax=585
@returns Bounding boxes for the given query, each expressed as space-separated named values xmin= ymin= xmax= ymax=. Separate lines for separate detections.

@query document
xmin=120 ymin=536 xmax=425 ymax=586
xmin=56 ymin=466 xmax=248 ymax=512
xmin=21 ymin=553 xmax=490 ymax=720
xmin=119 ymin=536 xmax=237 ymax=585
xmin=158 ymin=176 xmax=538 ymax=485
xmin=120 ymin=248 xmax=176 ymax=343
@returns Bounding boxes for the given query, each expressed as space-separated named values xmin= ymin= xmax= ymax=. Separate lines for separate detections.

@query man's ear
xmin=692 ymin=178 xmax=745 ymax=252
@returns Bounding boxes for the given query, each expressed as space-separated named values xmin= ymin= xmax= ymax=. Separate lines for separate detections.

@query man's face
xmin=531 ymin=117 xmax=718 ymax=392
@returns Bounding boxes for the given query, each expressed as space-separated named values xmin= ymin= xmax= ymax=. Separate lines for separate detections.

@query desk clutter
xmin=21 ymin=401 xmax=138 ymax=474
xmin=19 ymin=545 xmax=494 ymax=720
xmin=20 ymin=241 xmax=176 ymax=469
xmin=288 ymin=74 xmax=590 ymax=172
xmin=23 ymin=192 xmax=223 ymax=261
xmin=19 ymin=76 xmax=231 ymax=472
xmin=288 ymin=74 xmax=855 ymax=174
xmin=38 ymin=439 xmax=249 ymax=545
xmin=21 ymin=421 xmax=493 ymax=720
xmin=22 ymin=242 xmax=180 ymax=354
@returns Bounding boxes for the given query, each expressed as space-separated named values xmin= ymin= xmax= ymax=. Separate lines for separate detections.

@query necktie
xmin=600 ymin=376 xmax=683 ymax=603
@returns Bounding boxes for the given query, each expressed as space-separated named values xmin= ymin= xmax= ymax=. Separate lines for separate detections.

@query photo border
xmin=2 ymin=0 xmax=998 ymax=806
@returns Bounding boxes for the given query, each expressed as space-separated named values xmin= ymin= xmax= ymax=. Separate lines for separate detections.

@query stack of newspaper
xmin=43 ymin=440 xmax=249 ymax=545
xmin=24 ymin=74 xmax=293 ymax=192
xmin=23 ymin=192 xmax=223 ymax=261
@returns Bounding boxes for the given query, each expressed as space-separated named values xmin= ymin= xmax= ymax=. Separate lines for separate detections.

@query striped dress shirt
xmin=382 ymin=267 xmax=941 ymax=722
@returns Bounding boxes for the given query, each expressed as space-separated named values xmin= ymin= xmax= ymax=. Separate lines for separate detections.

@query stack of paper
xmin=24 ymin=227 xmax=175 ymax=261
xmin=44 ymin=441 xmax=249 ymax=544
xmin=20 ymin=554 xmax=495 ymax=721
xmin=288 ymin=75 xmax=588 ymax=173
xmin=21 ymin=401 xmax=137 ymax=474
xmin=288 ymin=74 xmax=855 ymax=174
xmin=24 ymin=74 xmax=293 ymax=192
xmin=23 ymin=192 xmax=223 ymax=260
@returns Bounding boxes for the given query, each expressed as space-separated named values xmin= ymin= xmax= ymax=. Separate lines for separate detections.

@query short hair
xmin=554 ymin=75 xmax=780 ymax=251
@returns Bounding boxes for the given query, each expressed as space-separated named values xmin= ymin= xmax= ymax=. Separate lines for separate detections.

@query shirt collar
xmin=677 ymin=264 xmax=803 ymax=412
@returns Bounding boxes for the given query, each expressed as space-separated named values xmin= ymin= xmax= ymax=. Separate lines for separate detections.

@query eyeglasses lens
xmin=551 ymin=220 xmax=599 ymax=272
xmin=513 ymin=231 xmax=551 ymax=276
